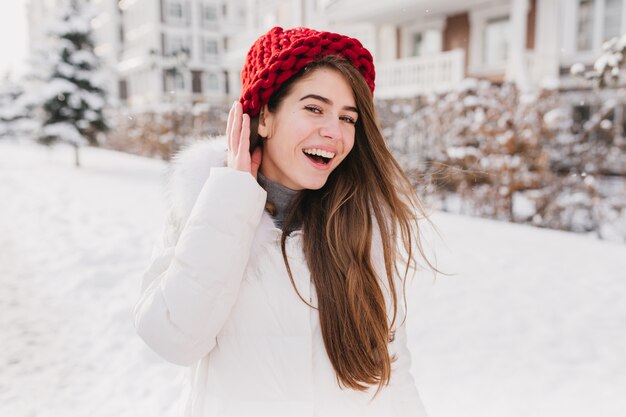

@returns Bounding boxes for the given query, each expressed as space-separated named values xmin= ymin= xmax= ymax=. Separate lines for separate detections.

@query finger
xmin=230 ymin=102 xmax=241 ymax=154
xmin=238 ymin=113 xmax=250 ymax=157
xmin=250 ymin=146 xmax=263 ymax=179
xmin=226 ymin=102 xmax=235 ymax=151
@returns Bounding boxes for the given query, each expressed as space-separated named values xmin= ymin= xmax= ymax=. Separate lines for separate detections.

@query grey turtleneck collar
xmin=257 ymin=171 xmax=300 ymax=231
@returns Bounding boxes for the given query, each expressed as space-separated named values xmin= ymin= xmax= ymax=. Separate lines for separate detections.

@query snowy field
xmin=1 ymin=139 xmax=625 ymax=417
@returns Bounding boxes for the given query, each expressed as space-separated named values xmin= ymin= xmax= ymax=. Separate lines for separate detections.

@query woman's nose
xmin=319 ymin=117 xmax=341 ymax=140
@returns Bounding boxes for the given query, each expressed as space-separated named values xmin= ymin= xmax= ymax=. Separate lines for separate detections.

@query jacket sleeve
xmin=134 ymin=167 xmax=267 ymax=366
xmin=386 ymin=252 xmax=428 ymax=412
xmin=388 ymin=315 xmax=429 ymax=415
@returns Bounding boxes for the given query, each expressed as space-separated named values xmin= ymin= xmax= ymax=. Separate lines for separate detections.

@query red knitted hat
xmin=239 ymin=26 xmax=375 ymax=117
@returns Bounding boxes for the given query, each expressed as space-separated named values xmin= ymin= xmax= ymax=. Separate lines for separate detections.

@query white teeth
xmin=303 ymin=148 xmax=336 ymax=159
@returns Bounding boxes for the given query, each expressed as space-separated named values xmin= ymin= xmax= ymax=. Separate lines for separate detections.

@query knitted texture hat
xmin=239 ymin=26 xmax=375 ymax=117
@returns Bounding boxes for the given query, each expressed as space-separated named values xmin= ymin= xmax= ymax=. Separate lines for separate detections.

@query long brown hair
xmin=250 ymin=55 xmax=437 ymax=396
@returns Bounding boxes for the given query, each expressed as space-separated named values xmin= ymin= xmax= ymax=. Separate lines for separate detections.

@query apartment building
xmin=105 ymin=0 xmax=326 ymax=108
xmin=26 ymin=0 xmax=336 ymax=108
xmin=27 ymin=0 xmax=626 ymax=108
xmin=323 ymin=0 xmax=626 ymax=97
xmin=114 ymin=0 xmax=227 ymax=107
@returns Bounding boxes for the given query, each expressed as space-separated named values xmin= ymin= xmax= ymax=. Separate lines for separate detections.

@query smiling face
xmin=257 ymin=67 xmax=358 ymax=190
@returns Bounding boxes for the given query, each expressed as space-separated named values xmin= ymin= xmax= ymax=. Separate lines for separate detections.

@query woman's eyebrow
xmin=299 ymin=94 xmax=358 ymax=113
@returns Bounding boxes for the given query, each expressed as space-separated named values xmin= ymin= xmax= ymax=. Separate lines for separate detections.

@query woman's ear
xmin=257 ymin=105 xmax=272 ymax=139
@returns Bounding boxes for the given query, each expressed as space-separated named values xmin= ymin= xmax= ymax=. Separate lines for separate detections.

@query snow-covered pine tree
xmin=0 ymin=78 xmax=24 ymax=138
xmin=38 ymin=1 xmax=107 ymax=167
xmin=0 ymin=76 xmax=38 ymax=141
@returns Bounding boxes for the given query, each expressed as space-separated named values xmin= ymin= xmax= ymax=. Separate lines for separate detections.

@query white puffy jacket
xmin=134 ymin=139 xmax=429 ymax=417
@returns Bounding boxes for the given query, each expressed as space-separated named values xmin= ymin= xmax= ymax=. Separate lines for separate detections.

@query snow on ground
xmin=1 ymin=139 xmax=625 ymax=417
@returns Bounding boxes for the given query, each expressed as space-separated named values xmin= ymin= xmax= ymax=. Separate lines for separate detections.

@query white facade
xmin=116 ymin=0 xmax=238 ymax=108
xmin=324 ymin=0 xmax=626 ymax=95
xmin=27 ymin=0 xmax=626 ymax=107
xmin=221 ymin=0 xmax=326 ymax=100
xmin=27 ymin=0 xmax=326 ymax=109
xmin=90 ymin=0 xmax=124 ymax=105
xmin=105 ymin=0 xmax=323 ymax=108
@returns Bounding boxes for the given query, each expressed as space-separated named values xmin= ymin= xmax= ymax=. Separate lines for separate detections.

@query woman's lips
xmin=302 ymin=151 xmax=333 ymax=170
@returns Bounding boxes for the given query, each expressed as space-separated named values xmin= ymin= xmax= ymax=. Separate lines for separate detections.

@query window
xmin=577 ymin=0 xmax=594 ymax=51
xmin=165 ymin=35 xmax=189 ymax=57
xmin=410 ymin=29 xmax=441 ymax=57
xmin=163 ymin=69 xmax=186 ymax=93
xmin=167 ymin=1 xmax=183 ymax=19
xmin=202 ymin=39 xmax=218 ymax=62
xmin=200 ymin=3 xmax=219 ymax=30
xmin=469 ymin=5 xmax=511 ymax=72
xmin=237 ymin=5 xmax=246 ymax=20
xmin=576 ymin=0 xmax=625 ymax=52
xmin=223 ymin=69 xmax=230 ymax=95
xmin=483 ymin=16 xmax=510 ymax=66
xmin=207 ymin=72 xmax=219 ymax=92
xmin=604 ymin=0 xmax=623 ymax=42
xmin=118 ymin=79 xmax=128 ymax=101
xmin=202 ymin=4 xmax=217 ymax=21
xmin=192 ymin=71 xmax=203 ymax=94
xmin=412 ymin=33 xmax=423 ymax=56
xmin=572 ymin=104 xmax=591 ymax=134
xmin=174 ymin=73 xmax=185 ymax=91
xmin=164 ymin=0 xmax=188 ymax=26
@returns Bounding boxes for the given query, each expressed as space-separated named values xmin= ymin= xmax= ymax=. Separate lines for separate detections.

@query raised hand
xmin=226 ymin=101 xmax=262 ymax=179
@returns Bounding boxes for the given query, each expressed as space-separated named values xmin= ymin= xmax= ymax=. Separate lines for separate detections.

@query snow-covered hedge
xmin=103 ymin=103 xmax=229 ymax=160
xmin=379 ymin=80 xmax=626 ymax=243
xmin=571 ymin=34 xmax=626 ymax=88
xmin=102 ymin=80 xmax=626 ymax=243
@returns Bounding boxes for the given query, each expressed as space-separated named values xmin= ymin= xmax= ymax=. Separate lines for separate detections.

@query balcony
xmin=375 ymin=49 xmax=465 ymax=99
xmin=325 ymin=0 xmax=488 ymax=25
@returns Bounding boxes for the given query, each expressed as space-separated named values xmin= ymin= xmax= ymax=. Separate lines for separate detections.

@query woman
xmin=134 ymin=26 xmax=434 ymax=417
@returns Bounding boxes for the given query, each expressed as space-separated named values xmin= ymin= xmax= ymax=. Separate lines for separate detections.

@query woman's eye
xmin=340 ymin=115 xmax=356 ymax=125
xmin=304 ymin=105 xmax=356 ymax=124
xmin=304 ymin=105 xmax=322 ymax=114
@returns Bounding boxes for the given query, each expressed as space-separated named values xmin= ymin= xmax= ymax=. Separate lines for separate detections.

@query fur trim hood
xmin=164 ymin=136 xmax=279 ymax=253
xmin=166 ymin=137 xmax=228 ymax=224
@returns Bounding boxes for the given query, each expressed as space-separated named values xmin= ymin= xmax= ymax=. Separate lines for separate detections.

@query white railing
xmin=375 ymin=49 xmax=465 ymax=99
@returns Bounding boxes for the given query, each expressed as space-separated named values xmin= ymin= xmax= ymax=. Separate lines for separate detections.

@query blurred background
xmin=1 ymin=1 xmax=625 ymax=417
xmin=1 ymin=0 xmax=625 ymax=240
